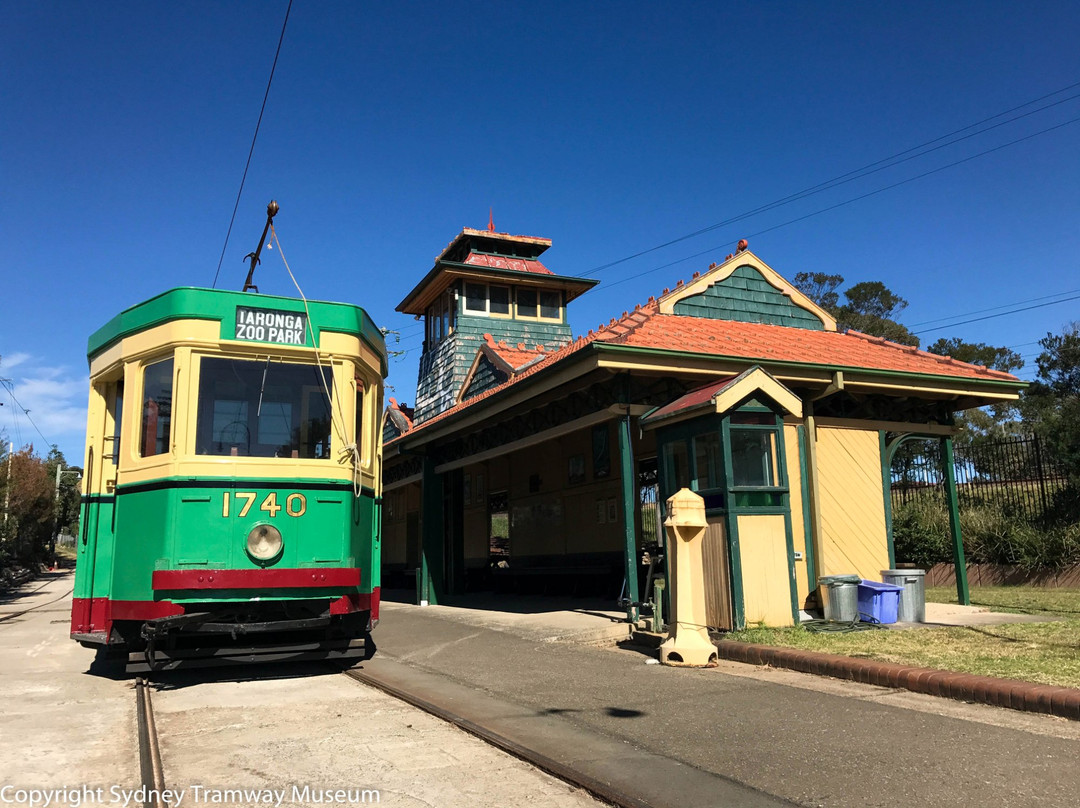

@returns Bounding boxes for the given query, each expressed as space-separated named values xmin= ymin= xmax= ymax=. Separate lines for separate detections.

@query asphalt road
xmin=373 ymin=600 xmax=1080 ymax=808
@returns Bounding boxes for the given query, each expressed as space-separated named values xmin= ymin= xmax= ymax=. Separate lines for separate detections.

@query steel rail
xmin=135 ymin=678 xmax=167 ymax=808
xmin=341 ymin=667 xmax=650 ymax=808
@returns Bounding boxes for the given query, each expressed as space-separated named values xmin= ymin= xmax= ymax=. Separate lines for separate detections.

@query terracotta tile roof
xmin=463 ymin=253 xmax=552 ymax=275
xmin=615 ymin=314 xmax=1018 ymax=381
xmin=389 ymin=293 xmax=1020 ymax=446
xmin=481 ymin=333 xmax=548 ymax=371
xmin=645 ymin=377 xmax=738 ymax=421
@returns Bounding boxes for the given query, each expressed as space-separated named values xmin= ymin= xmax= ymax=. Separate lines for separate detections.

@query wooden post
xmin=619 ymin=411 xmax=639 ymax=621
xmin=420 ymin=457 xmax=444 ymax=605
xmin=940 ymin=437 xmax=969 ymax=606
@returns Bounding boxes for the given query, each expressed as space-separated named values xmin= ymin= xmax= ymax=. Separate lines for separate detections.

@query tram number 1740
xmin=222 ymin=492 xmax=307 ymax=519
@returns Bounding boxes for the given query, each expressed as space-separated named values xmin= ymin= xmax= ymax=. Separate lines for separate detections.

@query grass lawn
xmin=724 ymin=586 xmax=1080 ymax=689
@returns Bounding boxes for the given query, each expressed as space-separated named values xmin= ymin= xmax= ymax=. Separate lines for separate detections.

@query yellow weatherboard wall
xmin=815 ymin=425 xmax=889 ymax=579
xmin=737 ymin=514 xmax=794 ymax=626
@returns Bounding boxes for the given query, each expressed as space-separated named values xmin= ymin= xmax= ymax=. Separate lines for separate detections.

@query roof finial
xmin=488 ymin=208 xmax=495 ymax=232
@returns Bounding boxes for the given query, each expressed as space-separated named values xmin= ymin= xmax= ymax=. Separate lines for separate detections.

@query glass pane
xmin=730 ymin=428 xmax=778 ymax=487
xmin=354 ymin=375 xmax=365 ymax=454
xmin=517 ymin=288 xmax=537 ymax=317
xmin=662 ymin=440 xmax=690 ymax=498
xmin=539 ymin=290 xmax=560 ymax=319
xmin=196 ymin=357 xmax=333 ymax=459
xmin=465 ymin=283 xmax=486 ymax=312
xmin=140 ymin=359 xmax=173 ymax=457
xmin=693 ymin=431 xmax=723 ymax=490
xmin=111 ymin=381 xmax=124 ymax=465
xmin=490 ymin=285 xmax=510 ymax=314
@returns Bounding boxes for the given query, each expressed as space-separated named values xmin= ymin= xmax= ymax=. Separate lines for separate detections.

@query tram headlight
xmin=246 ymin=524 xmax=283 ymax=563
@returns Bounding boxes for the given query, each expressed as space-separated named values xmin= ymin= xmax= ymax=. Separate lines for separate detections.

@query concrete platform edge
xmin=716 ymin=640 xmax=1080 ymax=720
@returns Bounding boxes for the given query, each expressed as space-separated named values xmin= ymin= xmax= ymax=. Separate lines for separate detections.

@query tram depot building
xmin=380 ymin=227 xmax=1023 ymax=629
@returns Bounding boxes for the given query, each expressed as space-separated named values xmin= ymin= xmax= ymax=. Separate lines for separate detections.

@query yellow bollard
xmin=659 ymin=489 xmax=719 ymax=667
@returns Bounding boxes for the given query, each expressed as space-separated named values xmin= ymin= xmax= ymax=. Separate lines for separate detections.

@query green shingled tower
xmin=396 ymin=226 xmax=598 ymax=424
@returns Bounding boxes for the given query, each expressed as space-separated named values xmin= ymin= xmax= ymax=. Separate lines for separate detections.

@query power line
xmin=910 ymin=288 xmax=1080 ymax=327
xmin=603 ymin=114 xmax=1080 ymax=291
xmin=211 ymin=0 xmax=294 ymax=289
xmin=0 ymin=379 xmax=53 ymax=450
xmin=586 ymin=78 xmax=1080 ymax=276
xmin=914 ymin=293 xmax=1080 ymax=335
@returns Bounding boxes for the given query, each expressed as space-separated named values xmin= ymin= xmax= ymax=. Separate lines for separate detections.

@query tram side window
xmin=140 ymin=359 xmax=174 ymax=457
xmin=195 ymin=357 xmax=333 ymax=459
xmin=354 ymin=376 xmax=366 ymax=457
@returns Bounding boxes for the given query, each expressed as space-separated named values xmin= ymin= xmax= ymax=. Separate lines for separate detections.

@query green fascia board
xmin=88 ymin=287 xmax=388 ymax=375
xmin=590 ymin=342 xmax=1027 ymax=391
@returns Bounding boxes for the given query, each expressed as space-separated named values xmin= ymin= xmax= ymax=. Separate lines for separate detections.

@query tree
xmin=792 ymin=273 xmax=919 ymax=346
xmin=834 ymin=281 xmax=919 ymax=346
xmin=925 ymin=337 xmax=1026 ymax=450
xmin=925 ymin=338 xmax=1024 ymax=374
xmin=0 ymin=442 xmax=81 ymax=572
xmin=792 ymin=272 xmax=843 ymax=310
xmin=1023 ymin=323 xmax=1080 ymax=487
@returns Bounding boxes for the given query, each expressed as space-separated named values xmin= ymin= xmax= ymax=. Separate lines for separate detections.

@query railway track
xmin=134 ymin=665 xmax=638 ymax=808
xmin=134 ymin=678 xmax=167 ymax=808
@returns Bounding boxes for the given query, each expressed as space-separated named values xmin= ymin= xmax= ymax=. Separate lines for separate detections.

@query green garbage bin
xmin=818 ymin=574 xmax=860 ymax=622
xmin=882 ymin=569 xmax=926 ymax=622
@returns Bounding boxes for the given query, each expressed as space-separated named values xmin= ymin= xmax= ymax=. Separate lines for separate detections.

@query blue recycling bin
xmin=857 ymin=580 xmax=903 ymax=624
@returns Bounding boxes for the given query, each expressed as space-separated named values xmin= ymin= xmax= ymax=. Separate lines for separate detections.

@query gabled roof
xmin=389 ymin=251 xmax=1024 ymax=447
xmin=482 ymin=333 xmax=549 ymax=372
xmin=456 ymin=334 xmax=550 ymax=405
xmin=641 ymin=367 xmax=803 ymax=428
xmin=656 ymin=249 xmax=837 ymax=331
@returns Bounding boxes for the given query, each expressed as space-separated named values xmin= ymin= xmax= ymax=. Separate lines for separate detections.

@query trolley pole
xmin=241 ymin=200 xmax=280 ymax=293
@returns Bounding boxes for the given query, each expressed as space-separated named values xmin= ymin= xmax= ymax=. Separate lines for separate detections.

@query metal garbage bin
xmin=881 ymin=569 xmax=926 ymax=622
xmin=817 ymin=574 xmax=861 ymax=622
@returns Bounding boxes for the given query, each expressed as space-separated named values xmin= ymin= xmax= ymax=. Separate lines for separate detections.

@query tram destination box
xmin=235 ymin=305 xmax=307 ymax=345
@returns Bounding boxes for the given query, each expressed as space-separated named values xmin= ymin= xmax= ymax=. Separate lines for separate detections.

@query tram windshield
xmin=195 ymin=357 xmax=334 ymax=459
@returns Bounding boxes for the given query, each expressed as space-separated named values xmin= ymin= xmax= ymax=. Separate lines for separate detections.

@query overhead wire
xmin=1 ymin=379 xmax=53 ymax=450
xmin=909 ymin=288 xmax=1080 ymax=328
xmin=586 ymin=79 xmax=1080 ymax=276
xmin=913 ymin=293 xmax=1080 ymax=334
xmin=211 ymin=0 xmax=294 ymax=289
xmin=601 ymin=114 xmax=1080 ymax=291
xmin=269 ymin=224 xmax=364 ymax=496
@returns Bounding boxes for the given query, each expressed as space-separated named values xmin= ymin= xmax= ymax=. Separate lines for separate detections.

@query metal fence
xmin=890 ymin=436 xmax=1068 ymax=522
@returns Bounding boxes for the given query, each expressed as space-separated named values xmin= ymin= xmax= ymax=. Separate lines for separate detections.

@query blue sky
xmin=2 ymin=1 xmax=1079 ymax=463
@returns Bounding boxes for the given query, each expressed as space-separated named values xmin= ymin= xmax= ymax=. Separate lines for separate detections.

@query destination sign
xmin=235 ymin=306 xmax=308 ymax=345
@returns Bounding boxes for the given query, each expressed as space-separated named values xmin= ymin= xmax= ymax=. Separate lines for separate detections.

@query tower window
xmin=517 ymin=288 xmax=537 ymax=317
xmin=465 ymin=283 xmax=487 ymax=312
xmin=490 ymin=285 xmax=510 ymax=315
xmin=540 ymin=290 xmax=561 ymax=320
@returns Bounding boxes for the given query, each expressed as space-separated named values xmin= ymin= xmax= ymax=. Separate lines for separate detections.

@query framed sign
xmin=235 ymin=306 xmax=307 ymax=346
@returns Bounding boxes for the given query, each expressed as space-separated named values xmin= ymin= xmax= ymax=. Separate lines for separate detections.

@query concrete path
xmin=917 ymin=601 xmax=1061 ymax=627
xmin=0 ymin=574 xmax=612 ymax=808
xmin=0 ymin=571 xmax=138 ymax=793
xmin=375 ymin=599 xmax=1080 ymax=808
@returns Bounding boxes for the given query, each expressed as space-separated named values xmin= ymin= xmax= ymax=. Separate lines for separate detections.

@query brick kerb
xmin=716 ymin=640 xmax=1080 ymax=721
